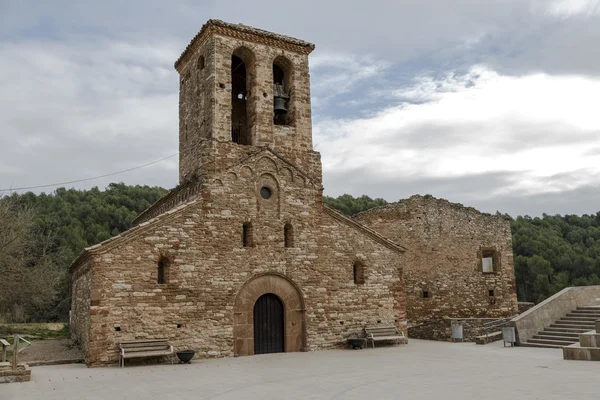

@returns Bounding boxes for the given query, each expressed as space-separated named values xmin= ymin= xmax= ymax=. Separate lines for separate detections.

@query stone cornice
xmin=175 ymin=19 xmax=315 ymax=72
xmin=132 ymin=179 xmax=202 ymax=226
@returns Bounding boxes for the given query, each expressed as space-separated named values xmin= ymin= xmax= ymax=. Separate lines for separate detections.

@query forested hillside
xmin=512 ymin=214 xmax=600 ymax=303
xmin=1 ymin=186 xmax=599 ymax=322
xmin=0 ymin=184 xmax=167 ymax=323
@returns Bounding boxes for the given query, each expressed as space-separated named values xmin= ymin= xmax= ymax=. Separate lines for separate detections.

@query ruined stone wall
xmin=80 ymin=153 xmax=404 ymax=366
xmin=70 ymin=258 xmax=92 ymax=361
xmin=355 ymin=195 xmax=518 ymax=329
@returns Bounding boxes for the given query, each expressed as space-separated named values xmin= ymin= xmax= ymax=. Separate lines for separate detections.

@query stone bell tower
xmin=174 ymin=20 xmax=318 ymax=184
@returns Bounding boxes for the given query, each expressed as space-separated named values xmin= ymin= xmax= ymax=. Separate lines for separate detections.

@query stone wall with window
xmin=70 ymin=151 xmax=406 ymax=366
xmin=354 ymin=195 xmax=518 ymax=338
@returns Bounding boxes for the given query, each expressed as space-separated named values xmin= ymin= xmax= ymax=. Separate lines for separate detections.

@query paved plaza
xmin=2 ymin=339 xmax=598 ymax=400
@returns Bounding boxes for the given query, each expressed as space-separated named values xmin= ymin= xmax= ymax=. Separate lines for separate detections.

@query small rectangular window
xmin=481 ymin=249 xmax=499 ymax=273
xmin=489 ymin=289 xmax=495 ymax=297
xmin=423 ymin=291 xmax=430 ymax=299
xmin=482 ymin=257 xmax=494 ymax=273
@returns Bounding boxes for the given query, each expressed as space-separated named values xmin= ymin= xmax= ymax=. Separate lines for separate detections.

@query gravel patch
xmin=18 ymin=338 xmax=83 ymax=363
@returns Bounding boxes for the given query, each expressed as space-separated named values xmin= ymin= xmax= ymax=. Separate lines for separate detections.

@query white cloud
xmin=309 ymin=53 xmax=389 ymax=107
xmin=540 ymin=0 xmax=600 ymax=17
xmin=315 ymin=66 xmax=600 ymax=200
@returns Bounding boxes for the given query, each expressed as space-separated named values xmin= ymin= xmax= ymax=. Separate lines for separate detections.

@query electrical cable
xmin=0 ymin=153 xmax=178 ymax=192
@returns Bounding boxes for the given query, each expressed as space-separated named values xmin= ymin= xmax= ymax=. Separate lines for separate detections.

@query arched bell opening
xmin=231 ymin=47 xmax=256 ymax=145
xmin=272 ymin=56 xmax=294 ymax=126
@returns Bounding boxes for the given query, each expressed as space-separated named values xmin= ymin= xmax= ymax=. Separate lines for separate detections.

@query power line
xmin=0 ymin=153 xmax=178 ymax=193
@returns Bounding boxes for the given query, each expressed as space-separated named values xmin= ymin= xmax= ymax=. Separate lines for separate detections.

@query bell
xmin=274 ymin=96 xmax=287 ymax=115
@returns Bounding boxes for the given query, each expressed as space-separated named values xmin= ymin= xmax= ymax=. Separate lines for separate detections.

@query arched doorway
xmin=233 ymin=273 xmax=306 ymax=356
xmin=253 ymin=293 xmax=284 ymax=354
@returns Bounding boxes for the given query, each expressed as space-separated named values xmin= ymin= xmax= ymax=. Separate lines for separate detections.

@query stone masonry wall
xmin=355 ymin=195 xmax=518 ymax=334
xmin=177 ymin=26 xmax=315 ymax=184
xmin=78 ymin=152 xmax=405 ymax=366
xmin=407 ymin=317 xmax=502 ymax=342
xmin=70 ymin=258 xmax=92 ymax=361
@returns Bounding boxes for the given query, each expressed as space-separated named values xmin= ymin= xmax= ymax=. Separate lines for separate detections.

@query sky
xmin=1 ymin=0 xmax=599 ymax=217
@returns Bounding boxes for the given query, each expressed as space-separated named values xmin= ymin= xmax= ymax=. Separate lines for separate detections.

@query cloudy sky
xmin=1 ymin=0 xmax=599 ymax=216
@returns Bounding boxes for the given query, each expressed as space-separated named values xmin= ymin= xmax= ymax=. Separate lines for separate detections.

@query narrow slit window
xmin=284 ymin=223 xmax=294 ymax=248
xmin=158 ymin=257 xmax=168 ymax=284
xmin=353 ymin=261 xmax=365 ymax=285
xmin=422 ymin=290 xmax=430 ymax=299
xmin=242 ymin=222 xmax=253 ymax=247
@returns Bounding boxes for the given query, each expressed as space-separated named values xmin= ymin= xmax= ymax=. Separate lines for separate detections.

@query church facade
xmin=70 ymin=20 xmax=518 ymax=366
xmin=70 ymin=20 xmax=407 ymax=367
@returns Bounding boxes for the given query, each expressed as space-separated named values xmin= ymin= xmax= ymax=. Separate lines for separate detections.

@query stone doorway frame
xmin=233 ymin=272 xmax=306 ymax=356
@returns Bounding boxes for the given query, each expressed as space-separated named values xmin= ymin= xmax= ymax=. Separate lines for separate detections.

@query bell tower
xmin=174 ymin=20 xmax=318 ymax=184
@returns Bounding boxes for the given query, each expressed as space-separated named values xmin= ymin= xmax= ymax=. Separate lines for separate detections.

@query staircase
xmin=522 ymin=306 xmax=600 ymax=348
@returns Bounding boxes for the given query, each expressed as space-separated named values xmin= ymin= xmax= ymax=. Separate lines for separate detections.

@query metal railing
xmin=483 ymin=316 xmax=516 ymax=340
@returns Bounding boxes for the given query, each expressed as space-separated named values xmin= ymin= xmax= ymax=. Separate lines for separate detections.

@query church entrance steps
xmin=522 ymin=303 xmax=599 ymax=348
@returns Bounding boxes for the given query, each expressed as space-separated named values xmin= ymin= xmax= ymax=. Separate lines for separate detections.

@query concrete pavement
xmin=2 ymin=339 xmax=599 ymax=400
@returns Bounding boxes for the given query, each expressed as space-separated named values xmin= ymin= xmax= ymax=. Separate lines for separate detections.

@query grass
xmin=0 ymin=323 xmax=68 ymax=341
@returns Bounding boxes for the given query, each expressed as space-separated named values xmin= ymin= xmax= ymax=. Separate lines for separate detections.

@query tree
xmin=0 ymin=197 xmax=64 ymax=322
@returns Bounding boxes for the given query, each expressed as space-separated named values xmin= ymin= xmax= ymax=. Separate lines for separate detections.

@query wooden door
xmin=253 ymin=293 xmax=284 ymax=354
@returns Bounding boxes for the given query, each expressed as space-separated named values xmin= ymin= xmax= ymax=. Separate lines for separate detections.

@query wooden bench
xmin=119 ymin=339 xmax=174 ymax=368
xmin=364 ymin=325 xmax=406 ymax=348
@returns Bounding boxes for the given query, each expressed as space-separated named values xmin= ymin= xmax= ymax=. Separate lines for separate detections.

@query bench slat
xmin=122 ymin=350 xmax=173 ymax=359
xmin=120 ymin=339 xmax=170 ymax=345
xmin=371 ymin=336 xmax=402 ymax=341
xmin=120 ymin=345 xmax=171 ymax=353
xmin=119 ymin=342 xmax=171 ymax=349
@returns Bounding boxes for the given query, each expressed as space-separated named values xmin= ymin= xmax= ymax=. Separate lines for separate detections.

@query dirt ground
xmin=17 ymin=338 xmax=83 ymax=363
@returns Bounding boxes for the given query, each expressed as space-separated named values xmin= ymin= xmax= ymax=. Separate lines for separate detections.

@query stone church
xmin=70 ymin=20 xmax=517 ymax=366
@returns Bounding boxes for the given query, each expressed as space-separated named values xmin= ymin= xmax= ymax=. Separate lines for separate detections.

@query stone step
xmin=577 ymin=306 xmax=600 ymax=310
xmin=528 ymin=338 xmax=576 ymax=346
xmin=566 ymin=312 xmax=600 ymax=319
xmin=542 ymin=327 xmax=591 ymax=333
xmin=553 ymin=321 xmax=596 ymax=328
xmin=561 ymin=316 xmax=598 ymax=323
xmin=569 ymin=310 xmax=600 ymax=317
xmin=544 ymin=324 xmax=594 ymax=333
xmin=536 ymin=331 xmax=580 ymax=339
xmin=521 ymin=342 xmax=564 ymax=349
xmin=563 ymin=343 xmax=600 ymax=361
xmin=532 ymin=334 xmax=578 ymax=343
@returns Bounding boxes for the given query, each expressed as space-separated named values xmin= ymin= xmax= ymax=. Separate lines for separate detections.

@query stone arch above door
xmin=233 ymin=273 xmax=306 ymax=356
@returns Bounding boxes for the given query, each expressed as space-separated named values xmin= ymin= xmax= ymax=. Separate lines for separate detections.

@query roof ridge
xmin=323 ymin=205 xmax=406 ymax=253
xmin=69 ymin=200 xmax=199 ymax=273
